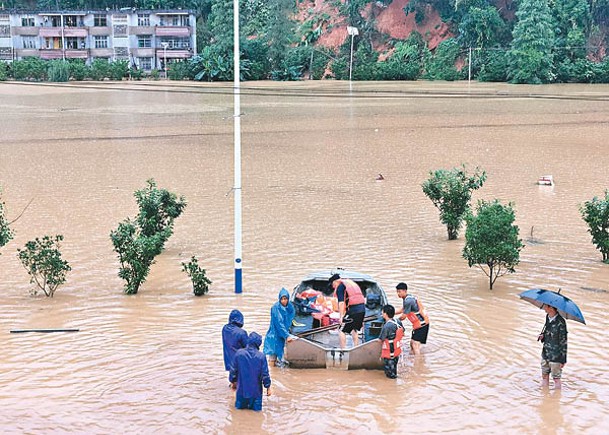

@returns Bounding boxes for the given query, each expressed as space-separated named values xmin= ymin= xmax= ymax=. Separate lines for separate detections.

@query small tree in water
xmin=462 ymin=200 xmax=524 ymax=289
xmin=17 ymin=235 xmax=71 ymax=297
xmin=110 ymin=179 xmax=186 ymax=295
xmin=0 ymin=187 xmax=14 ymax=252
xmin=580 ymin=190 xmax=609 ymax=263
xmin=422 ymin=165 xmax=487 ymax=240
xmin=182 ymin=256 xmax=212 ymax=296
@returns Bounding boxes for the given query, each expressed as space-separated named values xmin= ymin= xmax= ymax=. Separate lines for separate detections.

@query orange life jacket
xmin=405 ymin=296 xmax=429 ymax=330
xmin=381 ymin=319 xmax=404 ymax=358
xmin=335 ymin=278 xmax=365 ymax=308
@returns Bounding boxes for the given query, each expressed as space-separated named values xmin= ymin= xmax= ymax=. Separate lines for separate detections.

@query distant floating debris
xmin=10 ymin=328 xmax=80 ymax=334
xmin=376 ymin=173 xmax=385 ymax=181
xmin=537 ymin=175 xmax=554 ymax=186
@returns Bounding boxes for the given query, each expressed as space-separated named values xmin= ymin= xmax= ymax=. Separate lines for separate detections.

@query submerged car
xmin=285 ymin=269 xmax=389 ymax=370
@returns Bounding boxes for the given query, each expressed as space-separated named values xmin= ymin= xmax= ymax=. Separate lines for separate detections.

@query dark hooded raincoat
xmin=229 ymin=332 xmax=271 ymax=400
xmin=222 ymin=309 xmax=248 ymax=371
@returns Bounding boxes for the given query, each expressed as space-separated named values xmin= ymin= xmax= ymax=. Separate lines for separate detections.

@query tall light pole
xmin=347 ymin=26 xmax=358 ymax=93
xmin=161 ymin=42 xmax=168 ymax=79
xmin=233 ymin=0 xmax=243 ymax=293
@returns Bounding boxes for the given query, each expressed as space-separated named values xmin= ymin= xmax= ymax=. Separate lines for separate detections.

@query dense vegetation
xmin=4 ymin=0 xmax=609 ymax=83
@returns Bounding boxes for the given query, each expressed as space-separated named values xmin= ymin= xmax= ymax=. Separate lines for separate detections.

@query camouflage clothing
xmin=541 ymin=313 xmax=568 ymax=364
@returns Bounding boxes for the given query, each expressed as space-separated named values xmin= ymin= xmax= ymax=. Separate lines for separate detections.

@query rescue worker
xmin=539 ymin=304 xmax=568 ymax=389
xmin=329 ymin=273 xmax=366 ymax=349
xmin=229 ymin=332 xmax=272 ymax=411
xmin=263 ymin=288 xmax=295 ymax=367
xmin=395 ymin=282 xmax=430 ymax=355
xmin=379 ymin=304 xmax=405 ymax=379
xmin=222 ymin=309 xmax=248 ymax=371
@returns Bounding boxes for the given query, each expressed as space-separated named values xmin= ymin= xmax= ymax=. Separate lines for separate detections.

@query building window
xmin=22 ymin=36 xmax=37 ymax=49
xmin=94 ymin=14 xmax=107 ymax=27
xmin=94 ymin=36 xmax=108 ymax=49
xmin=137 ymin=14 xmax=150 ymax=26
xmin=137 ymin=36 xmax=151 ymax=48
xmin=21 ymin=17 xmax=35 ymax=27
xmin=139 ymin=57 xmax=152 ymax=70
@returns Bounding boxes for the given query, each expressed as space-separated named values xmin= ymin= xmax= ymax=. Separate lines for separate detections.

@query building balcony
xmin=65 ymin=49 xmax=88 ymax=58
xmin=13 ymin=26 xmax=39 ymax=36
xmin=131 ymin=26 xmax=154 ymax=35
xmin=155 ymin=26 xmax=190 ymax=37
xmin=89 ymin=26 xmax=111 ymax=36
xmin=16 ymin=48 xmax=39 ymax=57
xmin=38 ymin=49 xmax=88 ymax=59
xmin=90 ymin=48 xmax=113 ymax=57
xmin=156 ymin=48 xmax=192 ymax=59
xmin=39 ymin=49 xmax=64 ymax=59
xmin=132 ymin=48 xmax=154 ymax=57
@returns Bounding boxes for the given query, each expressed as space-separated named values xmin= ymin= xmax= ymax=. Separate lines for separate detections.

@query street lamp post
xmin=346 ymin=26 xmax=359 ymax=93
xmin=161 ymin=42 xmax=168 ymax=79
xmin=233 ymin=0 xmax=243 ymax=293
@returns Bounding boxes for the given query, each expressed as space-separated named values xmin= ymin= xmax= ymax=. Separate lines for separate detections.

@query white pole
xmin=468 ymin=47 xmax=472 ymax=83
xmin=61 ymin=13 xmax=65 ymax=61
xmin=233 ymin=0 xmax=243 ymax=293
xmin=349 ymin=33 xmax=354 ymax=93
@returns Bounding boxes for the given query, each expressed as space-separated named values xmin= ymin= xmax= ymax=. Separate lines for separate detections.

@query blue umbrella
xmin=519 ymin=288 xmax=586 ymax=324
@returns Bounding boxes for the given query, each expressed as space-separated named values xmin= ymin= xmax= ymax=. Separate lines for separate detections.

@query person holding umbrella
xmin=520 ymin=288 xmax=585 ymax=390
xmin=539 ymin=304 xmax=568 ymax=389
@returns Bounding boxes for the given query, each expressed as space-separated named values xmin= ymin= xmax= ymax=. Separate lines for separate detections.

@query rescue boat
xmin=285 ymin=269 xmax=388 ymax=370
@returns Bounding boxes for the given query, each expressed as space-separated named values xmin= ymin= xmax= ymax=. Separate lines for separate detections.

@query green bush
xmin=69 ymin=59 xmax=88 ymax=81
xmin=242 ymin=38 xmax=271 ymax=80
xmin=477 ymin=49 xmax=509 ymax=82
xmin=168 ymin=61 xmax=191 ymax=80
xmin=0 ymin=187 xmax=13 ymax=252
xmin=129 ymin=67 xmax=144 ymax=80
xmin=150 ymin=69 xmax=161 ymax=80
xmin=377 ymin=38 xmax=427 ymax=80
xmin=11 ymin=57 xmax=47 ymax=81
xmin=0 ymin=62 xmax=7 ymax=81
xmin=89 ymin=58 xmax=111 ymax=81
xmin=47 ymin=60 xmax=70 ymax=82
xmin=17 ymin=235 xmax=71 ymax=297
xmin=190 ymin=46 xmax=232 ymax=81
xmin=110 ymin=179 xmax=187 ymax=295
xmin=580 ymin=190 xmax=609 ymax=263
xmin=463 ymin=200 xmax=523 ymax=290
xmin=181 ymin=256 xmax=212 ymax=296
xmin=109 ymin=60 xmax=129 ymax=81
xmin=424 ymin=38 xmax=462 ymax=81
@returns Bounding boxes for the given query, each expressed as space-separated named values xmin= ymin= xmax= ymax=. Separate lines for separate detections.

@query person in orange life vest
xmin=329 ymin=274 xmax=366 ymax=349
xmin=379 ymin=304 xmax=405 ymax=379
xmin=394 ymin=282 xmax=430 ymax=355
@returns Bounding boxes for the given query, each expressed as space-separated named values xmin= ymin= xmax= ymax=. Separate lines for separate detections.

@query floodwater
xmin=1 ymin=80 xmax=608 ymax=434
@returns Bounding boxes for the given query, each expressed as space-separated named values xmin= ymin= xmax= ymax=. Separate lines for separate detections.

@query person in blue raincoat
xmin=263 ymin=288 xmax=295 ymax=367
xmin=222 ymin=309 xmax=248 ymax=371
xmin=229 ymin=332 xmax=272 ymax=411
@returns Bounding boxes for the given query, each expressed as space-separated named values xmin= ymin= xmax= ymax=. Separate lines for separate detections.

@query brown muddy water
xmin=1 ymin=80 xmax=608 ymax=434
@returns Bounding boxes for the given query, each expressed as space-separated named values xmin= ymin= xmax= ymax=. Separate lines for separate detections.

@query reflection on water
xmin=1 ymin=81 xmax=609 ymax=433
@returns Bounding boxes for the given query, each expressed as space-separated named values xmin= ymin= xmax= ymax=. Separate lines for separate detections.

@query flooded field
xmin=1 ymin=80 xmax=608 ymax=434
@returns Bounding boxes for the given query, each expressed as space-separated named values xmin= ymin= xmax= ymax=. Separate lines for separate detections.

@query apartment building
xmin=0 ymin=9 xmax=196 ymax=71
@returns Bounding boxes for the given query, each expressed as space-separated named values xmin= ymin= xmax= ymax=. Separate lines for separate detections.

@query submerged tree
xmin=182 ymin=256 xmax=212 ymax=296
xmin=0 ymin=187 xmax=14 ymax=252
xmin=422 ymin=165 xmax=487 ymax=240
xmin=110 ymin=179 xmax=187 ymax=295
xmin=17 ymin=235 xmax=71 ymax=297
xmin=580 ymin=190 xmax=609 ymax=263
xmin=462 ymin=200 xmax=524 ymax=290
